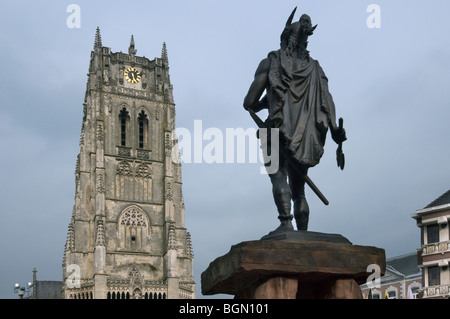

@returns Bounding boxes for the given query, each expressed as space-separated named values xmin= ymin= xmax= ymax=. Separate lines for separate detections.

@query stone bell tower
xmin=62 ymin=28 xmax=195 ymax=299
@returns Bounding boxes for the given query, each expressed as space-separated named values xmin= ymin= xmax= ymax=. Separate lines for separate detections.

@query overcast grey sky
xmin=1 ymin=0 xmax=450 ymax=299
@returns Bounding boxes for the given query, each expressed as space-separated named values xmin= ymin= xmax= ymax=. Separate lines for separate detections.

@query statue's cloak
xmin=266 ymin=49 xmax=337 ymax=167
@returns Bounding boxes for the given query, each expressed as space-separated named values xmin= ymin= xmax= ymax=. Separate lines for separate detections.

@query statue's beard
xmin=284 ymin=34 xmax=310 ymax=60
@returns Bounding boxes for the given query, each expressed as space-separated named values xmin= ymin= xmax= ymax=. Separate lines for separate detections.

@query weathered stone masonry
xmin=62 ymin=28 xmax=195 ymax=299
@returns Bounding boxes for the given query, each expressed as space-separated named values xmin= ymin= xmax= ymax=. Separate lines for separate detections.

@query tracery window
xmin=136 ymin=163 xmax=152 ymax=179
xmin=135 ymin=163 xmax=152 ymax=201
xmin=116 ymin=161 xmax=133 ymax=177
xmin=120 ymin=209 xmax=148 ymax=227
xmin=118 ymin=206 xmax=150 ymax=251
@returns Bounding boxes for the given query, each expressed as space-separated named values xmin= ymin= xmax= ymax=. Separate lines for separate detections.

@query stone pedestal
xmin=201 ymin=231 xmax=385 ymax=299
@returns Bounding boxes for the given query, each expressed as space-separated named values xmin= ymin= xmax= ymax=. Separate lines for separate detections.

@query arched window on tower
xmin=119 ymin=108 xmax=130 ymax=146
xmin=117 ymin=206 xmax=150 ymax=251
xmin=138 ymin=110 xmax=149 ymax=149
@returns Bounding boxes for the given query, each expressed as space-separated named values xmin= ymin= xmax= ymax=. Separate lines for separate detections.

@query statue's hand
xmin=331 ymin=121 xmax=347 ymax=144
xmin=244 ymin=96 xmax=268 ymax=112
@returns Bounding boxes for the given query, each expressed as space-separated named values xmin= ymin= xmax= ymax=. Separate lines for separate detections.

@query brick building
xmin=360 ymin=252 xmax=421 ymax=299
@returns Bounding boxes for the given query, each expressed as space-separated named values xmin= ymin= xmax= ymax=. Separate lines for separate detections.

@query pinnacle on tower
xmin=161 ymin=42 xmax=169 ymax=66
xmin=168 ymin=223 xmax=177 ymax=250
xmin=66 ymin=222 xmax=75 ymax=252
xmin=186 ymin=232 xmax=194 ymax=259
xmin=129 ymin=35 xmax=136 ymax=55
xmin=95 ymin=219 xmax=105 ymax=246
xmin=94 ymin=27 xmax=102 ymax=48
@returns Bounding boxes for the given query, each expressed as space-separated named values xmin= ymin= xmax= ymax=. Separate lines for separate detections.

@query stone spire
xmin=32 ymin=268 xmax=37 ymax=299
xmin=161 ymin=42 xmax=168 ymax=66
xmin=128 ymin=35 xmax=136 ymax=56
xmin=91 ymin=27 xmax=103 ymax=80
xmin=94 ymin=26 xmax=102 ymax=48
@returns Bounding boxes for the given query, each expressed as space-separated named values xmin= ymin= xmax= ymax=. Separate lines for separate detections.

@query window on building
xmin=388 ymin=291 xmax=396 ymax=299
xmin=138 ymin=110 xmax=148 ymax=149
xmin=421 ymin=268 xmax=425 ymax=287
xmin=411 ymin=286 xmax=419 ymax=299
xmin=119 ymin=108 xmax=130 ymax=146
xmin=428 ymin=266 xmax=440 ymax=286
xmin=427 ymin=224 xmax=440 ymax=244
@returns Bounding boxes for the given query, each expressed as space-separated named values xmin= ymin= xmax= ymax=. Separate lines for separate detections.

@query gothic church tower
xmin=62 ymin=28 xmax=195 ymax=299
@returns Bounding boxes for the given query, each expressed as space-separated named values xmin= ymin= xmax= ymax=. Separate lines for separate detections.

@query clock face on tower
xmin=124 ymin=67 xmax=141 ymax=84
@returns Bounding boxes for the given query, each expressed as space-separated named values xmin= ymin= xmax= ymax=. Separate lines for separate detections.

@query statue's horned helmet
xmin=281 ymin=7 xmax=317 ymax=46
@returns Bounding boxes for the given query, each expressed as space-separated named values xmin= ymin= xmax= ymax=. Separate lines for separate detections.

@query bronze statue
xmin=243 ymin=7 xmax=346 ymax=232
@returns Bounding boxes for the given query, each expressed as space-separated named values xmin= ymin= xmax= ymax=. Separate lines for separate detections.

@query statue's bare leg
xmin=269 ymin=155 xmax=294 ymax=231
xmin=289 ymin=164 xmax=310 ymax=230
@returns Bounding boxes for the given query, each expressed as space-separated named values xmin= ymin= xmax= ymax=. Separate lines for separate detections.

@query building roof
xmin=386 ymin=253 xmax=420 ymax=277
xmin=360 ymin=252 xmax=421 ymax=289
xmin=424 ymin=190 xmax=450 ymax=209
xmin=35 ymin=281 xmax=62 ymax=299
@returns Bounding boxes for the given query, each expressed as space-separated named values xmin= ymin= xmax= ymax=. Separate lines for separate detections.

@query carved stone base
xmin=201 ymin=233 xmax=385 ymax=299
